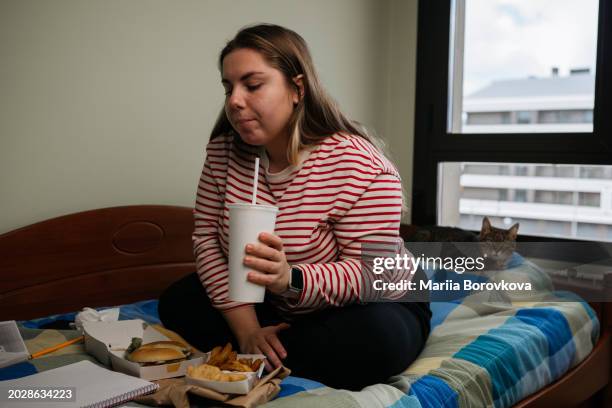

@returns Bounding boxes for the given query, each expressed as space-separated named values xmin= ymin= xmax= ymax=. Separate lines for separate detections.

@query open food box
xmin=185 ymin=343 xmax=266 ymax=395
xmin=83 ymin=319 xmax=205 ymax=380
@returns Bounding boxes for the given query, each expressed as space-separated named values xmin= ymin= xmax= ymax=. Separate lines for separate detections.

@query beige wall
xmin=0 ymin=0 xmax=418 ymax=233
xmin=383 ymin=0 xmax=418 ymax=223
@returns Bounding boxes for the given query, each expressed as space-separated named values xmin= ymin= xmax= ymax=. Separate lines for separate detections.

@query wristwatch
xmin=284 ymin=267 xmax=303 ymax=298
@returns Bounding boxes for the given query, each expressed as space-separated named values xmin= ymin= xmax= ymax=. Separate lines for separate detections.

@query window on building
xmin=514 ymin=189 xmax=528 ymax=202
xmin=467 ymin=111 xmax=512 ymax=125
xmin=515 ymin=165 xmax=529 ymax=176
xmin=577 ymin=223 xmax=612 ymax=240
xmin=539 ymin=110 xmax=594 ymax=124
xmin=516 ymin=111 xmax=533 ymax=124
xmin=414 ymin=0 xmax=612 ymax=242
xmin=579 ymin=192 xmax=601 ymax=207
xmin=534 ymin=190 xmax=573 ymax=205
xmin=580 ymin=166 xmax=606 ymax=178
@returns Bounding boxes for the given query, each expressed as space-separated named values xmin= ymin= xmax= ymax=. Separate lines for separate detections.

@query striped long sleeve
xmin=193 ymin=132 xmax=414 ymax=315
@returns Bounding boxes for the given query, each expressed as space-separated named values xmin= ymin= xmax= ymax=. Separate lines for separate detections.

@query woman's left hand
xmin=244 ymin=232 xmax=291 ymax=295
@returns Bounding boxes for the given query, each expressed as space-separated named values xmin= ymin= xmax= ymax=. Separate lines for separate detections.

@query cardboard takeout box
xmin=185 ymin=353 xmax=266 ymax=395
xmin=83 ymin=319 xmax=205 ymax=380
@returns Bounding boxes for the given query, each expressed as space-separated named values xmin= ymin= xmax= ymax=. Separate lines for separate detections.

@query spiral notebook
xmin=1 ymin=360 xmax=158 ymax=407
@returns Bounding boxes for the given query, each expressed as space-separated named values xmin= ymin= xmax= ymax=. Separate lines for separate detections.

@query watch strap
xmin=289 ymin=267 xmax=304 ymax=291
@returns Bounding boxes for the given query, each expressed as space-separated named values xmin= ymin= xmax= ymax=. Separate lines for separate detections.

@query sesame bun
xmin=128 ymin=347 xmax=186 ymax=364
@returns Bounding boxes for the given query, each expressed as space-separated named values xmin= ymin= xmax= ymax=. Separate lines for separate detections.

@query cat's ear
xmin=481 ymin=217 xmax=492 ymax=233
xmin=508 ymin=223 xmax=519 ymax=240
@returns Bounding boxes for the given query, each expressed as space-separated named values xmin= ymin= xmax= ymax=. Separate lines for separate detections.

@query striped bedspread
xmin=265 ymin=254 xmax=600 ymax=408
xmin=1 ymin=254 xmax=600 ymax=408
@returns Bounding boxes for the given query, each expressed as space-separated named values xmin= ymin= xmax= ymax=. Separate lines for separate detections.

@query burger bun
xmin=141 ymin=340 xmax=192 ymax=355
xmin=128 ymin=347 xmax=186 ymax=364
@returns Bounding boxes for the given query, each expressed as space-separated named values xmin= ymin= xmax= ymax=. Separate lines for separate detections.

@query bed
xmin=0 ymin=205 xmax=610 ymax=407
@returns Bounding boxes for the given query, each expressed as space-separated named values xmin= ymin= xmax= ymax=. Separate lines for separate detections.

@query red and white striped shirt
xmin=193 ymin=132 xmax=414 ymax=314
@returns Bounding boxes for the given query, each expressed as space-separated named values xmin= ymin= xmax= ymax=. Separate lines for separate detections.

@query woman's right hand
xmin=237 ymin=323 xmax=290 ymax=372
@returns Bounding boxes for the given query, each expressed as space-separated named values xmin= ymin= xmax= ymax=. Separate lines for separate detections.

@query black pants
xmin=158 ymin=273 xmax=430 ymax=390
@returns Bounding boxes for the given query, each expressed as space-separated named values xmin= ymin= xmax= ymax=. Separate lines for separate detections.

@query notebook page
xmin=0 ymin=360 xmax=158 ymax=407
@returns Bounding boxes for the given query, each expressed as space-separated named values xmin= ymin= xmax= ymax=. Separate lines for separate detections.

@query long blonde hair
xmin=211 ymin=23 xmax=388 ymax=165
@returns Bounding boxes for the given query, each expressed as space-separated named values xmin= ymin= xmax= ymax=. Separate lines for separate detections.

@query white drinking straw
xmin=252 ymin=157 xmax=260 ymax=205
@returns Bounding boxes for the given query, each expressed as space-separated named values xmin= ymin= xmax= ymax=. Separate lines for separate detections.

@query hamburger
xmin=126 ymin=338 xmax=193 ymax=366
xmin=128 ymin=347 xmax=187 ymax=366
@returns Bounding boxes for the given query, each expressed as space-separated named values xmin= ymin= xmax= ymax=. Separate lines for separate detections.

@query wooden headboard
xmin=0 ymin=205 xmax=196 ymax=321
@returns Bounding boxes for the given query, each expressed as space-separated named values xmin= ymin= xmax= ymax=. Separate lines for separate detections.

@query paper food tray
xmin=83 ymin=319 xmax=205 ymax=380
xmin=185 ymin=353 xmax=266 ymax=395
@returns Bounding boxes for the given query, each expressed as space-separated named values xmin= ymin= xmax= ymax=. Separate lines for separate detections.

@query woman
xmin=159 ymin=23 xmax=430 ymax=391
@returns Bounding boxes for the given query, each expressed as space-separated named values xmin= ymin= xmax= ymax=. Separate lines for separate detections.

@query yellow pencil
xmin=30 ymin=335 xmax=85 ymax=359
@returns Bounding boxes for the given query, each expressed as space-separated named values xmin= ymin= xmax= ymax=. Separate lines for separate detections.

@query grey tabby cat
xmin=479 ymin=217 xmax=519 ymax=270
xmin=409 ymin=217 xmax=520 ymax=270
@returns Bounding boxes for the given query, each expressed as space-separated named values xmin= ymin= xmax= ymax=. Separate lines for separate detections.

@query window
xmin=448 ymin=0 xmax=598 ymax=134
xmin=439 ymin=162 xmax=612 ymax=241
xmin=539 ymin=110 xmax=594 ymax=124
xmin=516 ymin=111 xmax=533 ymax=125
xmin=467 ymin=111 xmax=511 ymax=125
xmin=534 ymin=190 xmax=573 ymax=205
xmin=413 ymin=0 xmax=612 ymax=242
xmin=514 ymin=189 xmax=528 ymax=202
xmin=580 ymin=166 xmax=608 ymax=178
xmin=579 ymin=192 xmax=601 ymax=207
xmin=515 ymin=165 xmax=528 ymax=176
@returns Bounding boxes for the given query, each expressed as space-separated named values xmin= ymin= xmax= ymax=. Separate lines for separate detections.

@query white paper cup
xmin=228 ymin=203 xmax=279 ymax=302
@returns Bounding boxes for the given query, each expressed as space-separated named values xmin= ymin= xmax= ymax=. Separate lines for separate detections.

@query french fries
xmin=205 ymin=343 xmax=264 ymax=372
xmin=240 ymin=357 xmax=263 ymax=372
xmin=187 ymin=343 xmax=264 ymax=383
xmin=219 ymin=360 xmax=253 ymax=372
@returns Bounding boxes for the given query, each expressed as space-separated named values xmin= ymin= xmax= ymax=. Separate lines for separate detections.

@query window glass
xmin=448 ymin=0 xmax=599 ymax=133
